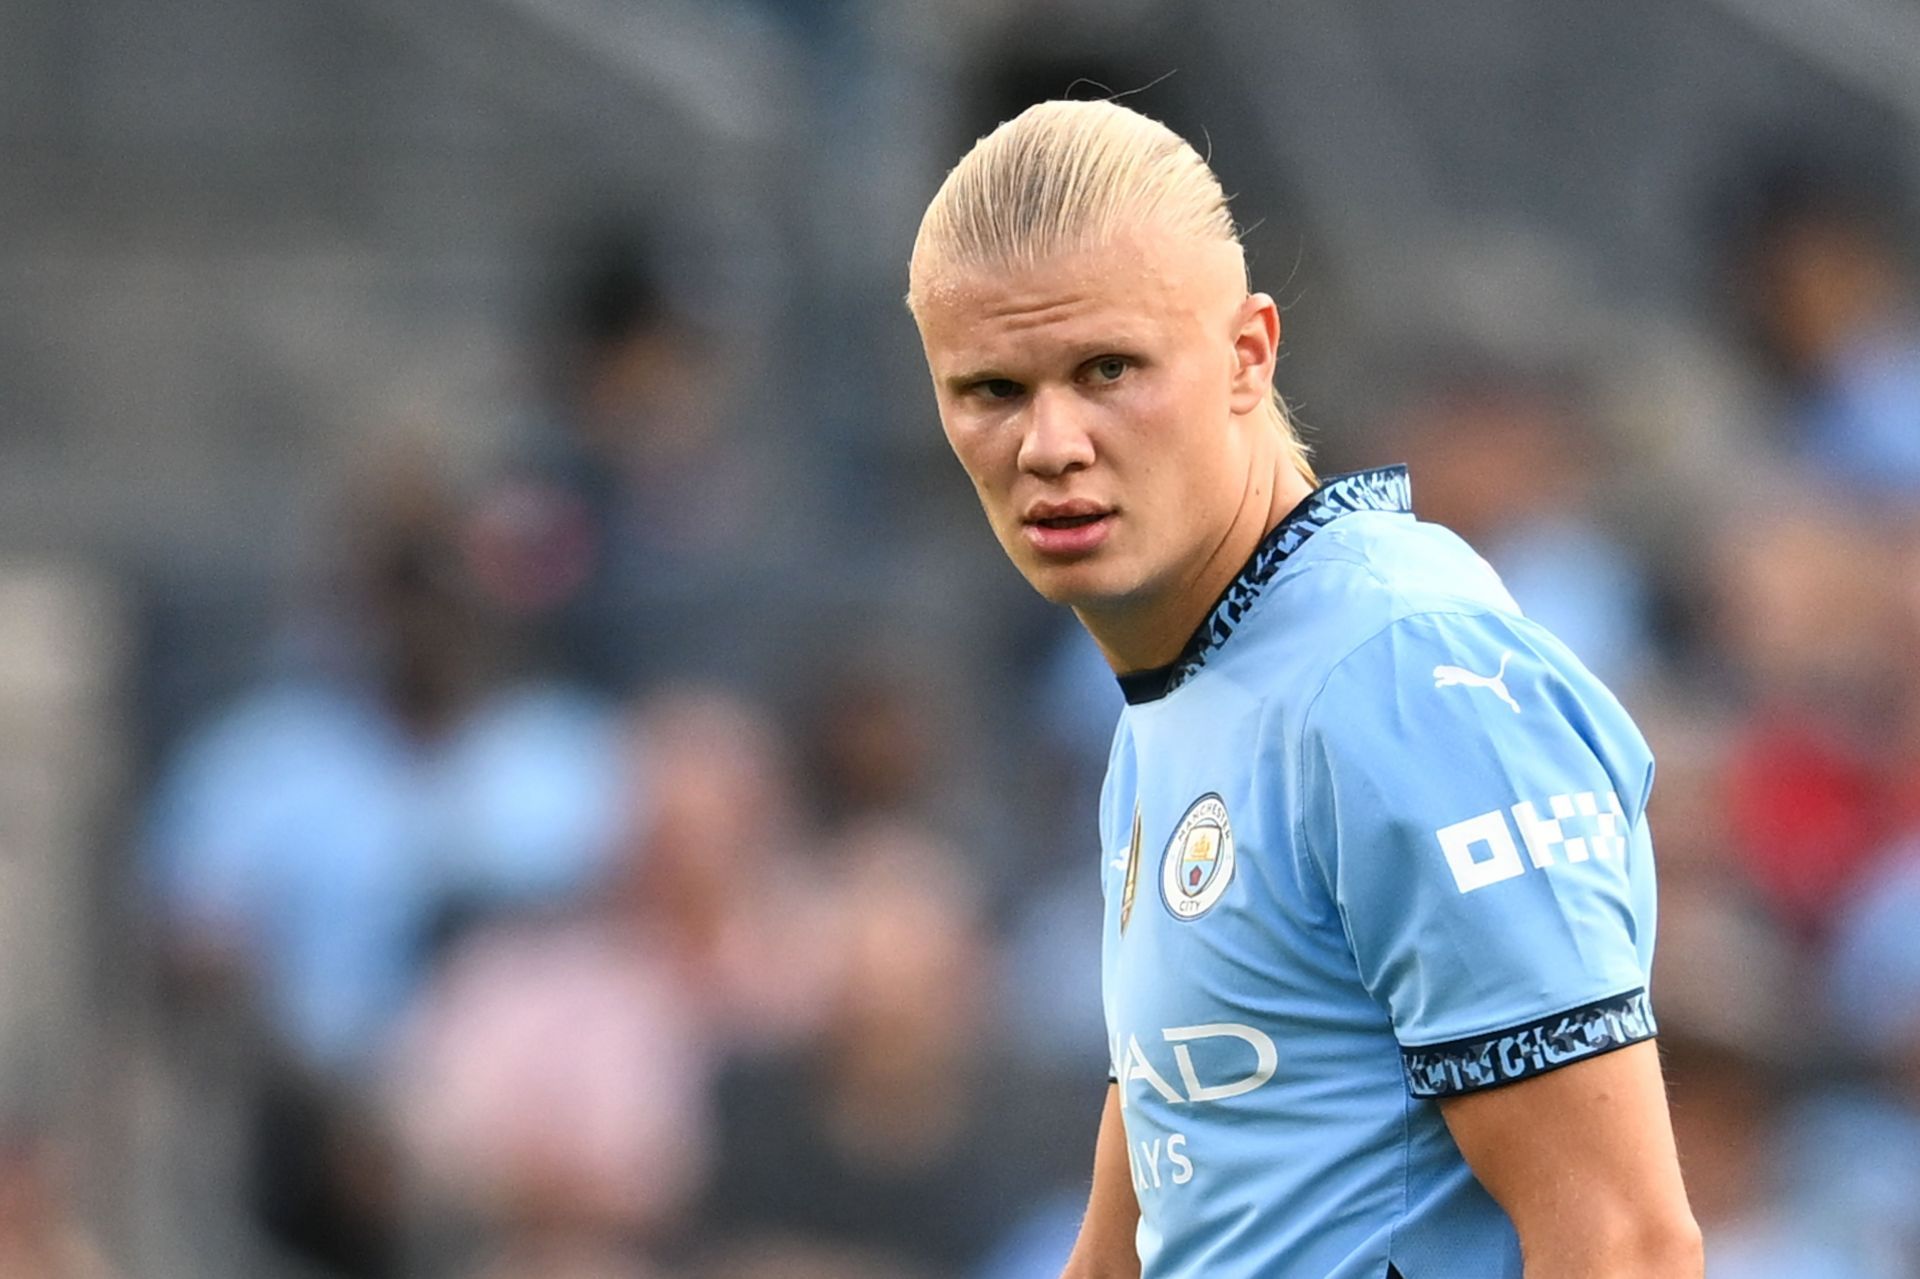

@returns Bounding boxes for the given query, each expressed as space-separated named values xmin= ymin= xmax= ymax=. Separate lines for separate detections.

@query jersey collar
xmin=1115 ymin=465 xmax=1413 ymax=705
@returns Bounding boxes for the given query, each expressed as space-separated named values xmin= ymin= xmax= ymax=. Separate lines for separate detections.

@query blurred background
xmin=4 ymin=1 xmax=1920 ymax=1275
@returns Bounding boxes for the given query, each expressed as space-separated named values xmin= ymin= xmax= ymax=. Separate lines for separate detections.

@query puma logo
xmin=1433 ymin=651 xmax=1520 ymax=713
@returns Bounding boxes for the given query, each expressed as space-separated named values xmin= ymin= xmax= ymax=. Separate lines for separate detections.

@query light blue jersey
xmin=1099 ymin=467 xmax=1658 ymax=1279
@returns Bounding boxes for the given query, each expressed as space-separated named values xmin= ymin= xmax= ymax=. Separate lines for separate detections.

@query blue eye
xmin=1091 ymin=357 xmax=1129 ymax=382
xmin=978 ymin=378 xmax=1021 ymax=400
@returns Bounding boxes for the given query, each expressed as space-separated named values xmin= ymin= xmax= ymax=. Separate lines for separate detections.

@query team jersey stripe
xmin=1398 ymin=988 xmax=1656 ymax=1098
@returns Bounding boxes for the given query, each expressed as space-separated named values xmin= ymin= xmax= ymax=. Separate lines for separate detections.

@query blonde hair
xmin=908 ymin=99 xmax=1313 ymax=481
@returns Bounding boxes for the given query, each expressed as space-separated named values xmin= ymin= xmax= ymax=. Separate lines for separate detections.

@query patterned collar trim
xmin=1115 ymin=465 xmax=1412 ymax=705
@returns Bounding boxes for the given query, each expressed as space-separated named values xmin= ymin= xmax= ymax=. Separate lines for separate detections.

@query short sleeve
xmin=1299 ymin=609 xmax=1659 ymax=1098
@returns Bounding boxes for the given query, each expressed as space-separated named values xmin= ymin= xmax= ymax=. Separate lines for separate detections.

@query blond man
xmin=909 ymin=100 xmax=1700 ymax=1279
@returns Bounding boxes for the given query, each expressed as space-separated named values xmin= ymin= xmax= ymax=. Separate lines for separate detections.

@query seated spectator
xmin=701 ymin=823 xmax=1036 ymax=1277
xmin=1722 ymin=160 xmax=1920 ymax=500
xmin=387 ymin=688 xmax=837 ymax=1269
xmin=617 ymin=689 xmax=840 ymax=1052
xmin=389 ymin=914 xmax=713 ymax=1255
xmin=501 ymin=224 xmax=793 ymax=694
xmin=793 ymin=647 xmax=1001 ymax=857
xmin=141 ymin=438 xmax=625 ymax=1276
xmin=1706 ymin=486 xmax=1907 ymax=933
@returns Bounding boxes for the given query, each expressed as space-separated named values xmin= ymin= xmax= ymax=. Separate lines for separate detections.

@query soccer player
xmin=906 ymin=101 xmax=1701 ymax=1278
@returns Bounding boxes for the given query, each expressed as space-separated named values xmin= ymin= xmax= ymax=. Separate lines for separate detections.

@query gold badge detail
xmin=1120 ymin=801 xmax=1142 ymax=934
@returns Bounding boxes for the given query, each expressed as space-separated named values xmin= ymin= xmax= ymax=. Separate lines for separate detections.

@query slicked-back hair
xmin=909 ymin=99 xmax=1312 ymax=481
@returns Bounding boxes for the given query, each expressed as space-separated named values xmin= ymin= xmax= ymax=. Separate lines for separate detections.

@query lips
xmin=1024 ymin=499 xmax=1111 ymax=526
xmin=1021 ymin=502 xmax=1114 ymax=558
xmin=1032 ymin=511 xmax=1105 ymax=530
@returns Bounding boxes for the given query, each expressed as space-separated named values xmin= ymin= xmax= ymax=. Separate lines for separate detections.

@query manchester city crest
xmin=1160 ymin=793 xmax=1235 ymax=920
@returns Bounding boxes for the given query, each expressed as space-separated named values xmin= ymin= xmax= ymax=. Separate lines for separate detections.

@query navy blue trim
xmin=1400 ymin=988 xmax=1657 ymax=1099
xmin=1116 ymin=466 xmax=1413 ymax=705
xmin=1117 ymin=664 xmax=1179 ymax=705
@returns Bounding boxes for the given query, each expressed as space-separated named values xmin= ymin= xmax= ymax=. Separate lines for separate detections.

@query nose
xmin=1015 ymin=387 xmax=1096 ymax=478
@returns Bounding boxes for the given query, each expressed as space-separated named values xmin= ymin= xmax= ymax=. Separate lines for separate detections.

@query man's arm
xmin=1440 ymin=1041 xmax=1702 ymax=1279
xmin=1060 ymin=1085 xmax=1140 ymax=1279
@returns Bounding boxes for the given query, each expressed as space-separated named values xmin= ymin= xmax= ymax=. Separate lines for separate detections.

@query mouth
xmin=1021 ymin=505 xmax=1115 ymax=558
xmin=1030 ymin=512 xmax=1108 ymax=531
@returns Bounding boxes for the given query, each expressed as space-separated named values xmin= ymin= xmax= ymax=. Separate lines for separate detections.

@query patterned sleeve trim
xmin=1399 ymin=988 xmax=1656 ymax=1099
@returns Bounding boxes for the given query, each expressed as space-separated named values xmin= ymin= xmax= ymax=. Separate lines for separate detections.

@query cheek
xmin=1129 ymin=381 xmax=1236 ymax=512
xmin=943 ymin=420 xmax=1015 ymax=500
xmin=1130 ymin=378 xmax=1214 ymax=474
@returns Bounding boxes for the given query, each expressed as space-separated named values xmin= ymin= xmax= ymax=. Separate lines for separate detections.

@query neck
xmin=1078 ymin=452 xmax=1315 ymax=674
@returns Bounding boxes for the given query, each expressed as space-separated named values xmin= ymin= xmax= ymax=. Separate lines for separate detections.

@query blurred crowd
xmin=6 ymin=12 xmax=1920 ymax=1279
xmin=98 ymin=233 xmax=1102 ymax=1279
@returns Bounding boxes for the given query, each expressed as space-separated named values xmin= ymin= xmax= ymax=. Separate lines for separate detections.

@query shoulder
xmin=1275 ymin=519 xmax=1652 ymax=795
xmin=1303 ymin=510 xmax=1515 ymax=627
xmin=1246 ymin=512 xmax=1528 ymax=714
xmin=161 ymin=680 xmax=387 ymax=785
xmin=1295 ymin=596 xmax=1656 ymax=835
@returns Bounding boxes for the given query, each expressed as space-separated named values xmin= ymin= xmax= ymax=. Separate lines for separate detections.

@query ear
xmin=1228 ymin=292 xmax=1281 ymax=417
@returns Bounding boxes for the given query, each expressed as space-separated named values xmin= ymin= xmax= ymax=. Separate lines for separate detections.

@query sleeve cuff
xmin=1399 ymin=987 xmax=1656 ymax=1099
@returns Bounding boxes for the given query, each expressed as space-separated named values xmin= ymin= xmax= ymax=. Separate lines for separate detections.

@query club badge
xmin=1160 ymin=793 xmax=1234 ymax=920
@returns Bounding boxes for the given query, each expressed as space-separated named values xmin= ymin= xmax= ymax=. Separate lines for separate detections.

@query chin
xmin=1021 ymin=557 xmax=1138 ymax=610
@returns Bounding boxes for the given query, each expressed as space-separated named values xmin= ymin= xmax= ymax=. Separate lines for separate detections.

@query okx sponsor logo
xmin=1434 ymin=790 xmax=1629 ymax=893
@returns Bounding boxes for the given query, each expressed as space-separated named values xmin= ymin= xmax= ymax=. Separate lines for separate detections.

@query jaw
xmin=1021 ymin=547 xmax=1155 ymax=616
xmin=1045 ymin=519 xmax=1251 ymax=672
xmin=1017 ymin=556 xmax=1109 ymax=607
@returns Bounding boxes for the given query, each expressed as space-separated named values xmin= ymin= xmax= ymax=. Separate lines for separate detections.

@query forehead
xmin=914 ymin=234 xmax=1240 ymax=368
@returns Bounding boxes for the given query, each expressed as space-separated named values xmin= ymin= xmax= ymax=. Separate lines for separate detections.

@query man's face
xmin=913 ymin=230 xmax=1272 ymax=616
